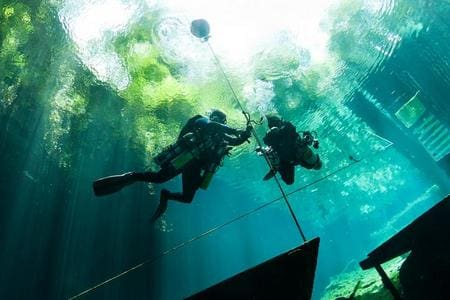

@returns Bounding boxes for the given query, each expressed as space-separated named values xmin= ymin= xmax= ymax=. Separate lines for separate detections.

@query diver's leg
xmin=180 ymin=163 xmax=203 ymax=203
xmin=263 ymin=169 xmax=277 ymax=181
xmin=93 ymin=167 xmax=179 ymax=197
xmin=133 ymin=167 xmax=179 ymax=183
xmin=150 ymin=163 xmax=202 ymax=222
xmin=313 ymin=155 xmax=322 ymax=170
xmin=279 ymin=162 xmax=295 ymax=185
xmin=164 ymin=163 xmax=203 ymax=203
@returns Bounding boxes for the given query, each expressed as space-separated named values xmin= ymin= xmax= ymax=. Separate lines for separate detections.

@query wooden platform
xmin=359 ymin=195 xmax=450 ymax=299
xmin=360 ymin=195 xmax=450 ymax=270
xmin=186 ymin=237 xmax=320 ymax=300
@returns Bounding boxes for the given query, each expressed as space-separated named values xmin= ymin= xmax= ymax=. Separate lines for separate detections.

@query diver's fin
xmin=150 ymin=204 xmax=167 ymax=223
xmin=150 ymin=189 xmax=169 ymax=223
xmin=263 ymin=169 xmax=277 ymax=181
xmin=92 ymin=172 xmax=136 ymax=196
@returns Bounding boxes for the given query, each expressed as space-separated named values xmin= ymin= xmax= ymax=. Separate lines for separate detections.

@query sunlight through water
xmin=60 ymin=0 xmax=337 ymax=89
xmin=1 ymin=0 xmax=449 ymax=299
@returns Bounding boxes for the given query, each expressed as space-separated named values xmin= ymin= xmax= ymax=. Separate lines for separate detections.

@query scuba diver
xmin=93 ymin=109 xmax=252 ymax=221
xmin=256 ymin=114 xmax=321 ymax=185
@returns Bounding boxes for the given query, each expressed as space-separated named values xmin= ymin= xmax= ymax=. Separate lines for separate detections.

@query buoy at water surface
xmin=190 ymin=19 xmax=210 ymax=40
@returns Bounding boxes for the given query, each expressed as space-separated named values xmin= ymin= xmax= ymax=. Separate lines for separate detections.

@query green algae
xmin=322 ymin=256 xmax=406 ymax=300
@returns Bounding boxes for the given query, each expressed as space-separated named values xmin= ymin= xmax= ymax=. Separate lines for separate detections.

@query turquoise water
xmin=1 ymin=0 xmax=449 ymax=299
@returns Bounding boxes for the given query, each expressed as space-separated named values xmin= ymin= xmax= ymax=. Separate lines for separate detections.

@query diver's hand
xmin=238 ymin=127 xmax=251 ymax=141
xmin=240 ymin=125 xmax=252 ymax=140
xmin=240 ymin=131 xmax=251 ymax=140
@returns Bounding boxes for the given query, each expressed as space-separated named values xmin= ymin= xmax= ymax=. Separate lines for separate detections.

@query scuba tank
xmin=153 ymin=132 xmax=200 ymax=170
xmin=295 ymin=131 xmax=321 ymax=170
xmin=153 ymin=115 xmax=204 ymax=169
xmin=295 ymin=146 xmax=321 ymax=169
xmin=199 ymin=140 xmax=230 ymax=190
xmin=199 ymin=163 xmax=219 ymax=190
xmin=153 ymin=130 xmax=221 ymax=172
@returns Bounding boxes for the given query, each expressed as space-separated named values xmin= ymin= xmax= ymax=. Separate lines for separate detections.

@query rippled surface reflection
xmin=0 ymin=0 xmax=449 ymax=299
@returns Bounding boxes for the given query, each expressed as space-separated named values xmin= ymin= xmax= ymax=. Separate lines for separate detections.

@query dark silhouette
xmin=256 ymin=114 xmax=322 ymax=185
xmin=93 ymin=109 xmax=251 ymax=221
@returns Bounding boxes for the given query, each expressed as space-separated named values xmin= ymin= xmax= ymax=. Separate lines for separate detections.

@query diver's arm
xmin=207 ymin=121 xmax=240 ymax=135
xmin=263 ymin=127 xmax=280 ymax=146
xmin=225 ymin=134 xmax=247 ymax=146
xmin=224 ymin=126 xmax=252 ymax=146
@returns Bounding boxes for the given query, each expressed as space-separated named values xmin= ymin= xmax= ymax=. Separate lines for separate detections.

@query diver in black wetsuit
xmin=256 ymin=114 xmax=322 ymax=185
xmin=93 ymin=109 xmax=251 ymax=221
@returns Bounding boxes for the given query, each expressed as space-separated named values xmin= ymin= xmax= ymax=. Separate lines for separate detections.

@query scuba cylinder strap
xmin=153 ymin=126 xmax=231 ymax=180
xmin=153 ymin=132 xmax=201 ymax=170
xmin=199 ymin=141 xmax=230 ymax=190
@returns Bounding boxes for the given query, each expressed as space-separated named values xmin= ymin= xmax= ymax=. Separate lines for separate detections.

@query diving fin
xmin=263 ymin=169 xmax=277 ymax=181
xmin=92 ymin=172 xmax=136 ymax=196
xmin=150 ymin=189 xmax=169 ymax=223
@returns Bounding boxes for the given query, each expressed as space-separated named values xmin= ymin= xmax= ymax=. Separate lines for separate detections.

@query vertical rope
xmin=68 ymin=144 xmax=393 ymax=299
xmin=206 ymin=42 xmax=307 ymax=242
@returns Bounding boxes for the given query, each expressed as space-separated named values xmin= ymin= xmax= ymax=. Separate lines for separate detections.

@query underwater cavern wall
xmin=1 ymin=0 xmax=449 ymax=299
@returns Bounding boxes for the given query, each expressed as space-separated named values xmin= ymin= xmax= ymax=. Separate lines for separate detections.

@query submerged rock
xmin=322 ymin=256 xmax=406 ymax=300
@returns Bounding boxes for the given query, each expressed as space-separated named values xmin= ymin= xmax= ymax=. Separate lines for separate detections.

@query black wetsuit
xmin=135 ymin=116 xmax=248 ymax=203
xmin=263 ymin=121 xmax=321 ymax=185
xmin=263 ymin=121 xmax=299 ymax=185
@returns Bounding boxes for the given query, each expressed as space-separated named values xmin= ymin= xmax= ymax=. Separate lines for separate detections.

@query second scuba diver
xmin=256 ymin=114 xmax=322 ymax=185
xmin=93 ymin=110 xmax=252 ymax=221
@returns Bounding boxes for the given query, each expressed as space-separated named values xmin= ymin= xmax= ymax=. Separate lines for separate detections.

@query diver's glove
xmin=239 ymin=125 xmax=252 ymax=141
